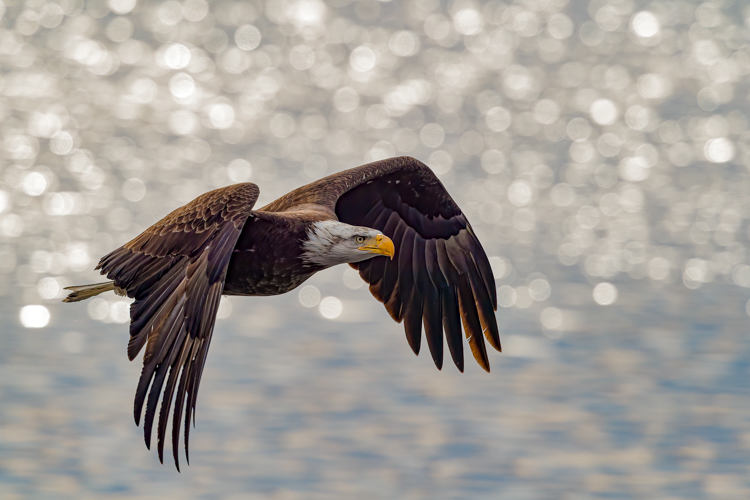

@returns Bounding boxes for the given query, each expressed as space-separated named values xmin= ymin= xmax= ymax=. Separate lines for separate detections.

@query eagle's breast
xmin=222 ymin=213 xmax=324 ymax=296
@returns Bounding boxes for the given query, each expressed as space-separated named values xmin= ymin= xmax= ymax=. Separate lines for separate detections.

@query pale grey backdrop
xmin=1 ymin=0 xmax=750 ymax=498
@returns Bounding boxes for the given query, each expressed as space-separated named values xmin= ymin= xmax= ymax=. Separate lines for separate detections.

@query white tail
xmin=63 ymin=281 xmax=117 ymax=303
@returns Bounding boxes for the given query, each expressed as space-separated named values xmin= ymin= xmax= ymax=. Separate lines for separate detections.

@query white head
xmin=301 ymin=220 xmax=395 ymax=268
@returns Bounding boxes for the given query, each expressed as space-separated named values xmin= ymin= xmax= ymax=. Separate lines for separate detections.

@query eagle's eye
xmin=355 ymin=236 xmax=366 ymax=244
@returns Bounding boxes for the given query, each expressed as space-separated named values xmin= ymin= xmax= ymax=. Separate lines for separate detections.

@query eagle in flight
xmin=64 ymin=156 xmax=500 ymax=470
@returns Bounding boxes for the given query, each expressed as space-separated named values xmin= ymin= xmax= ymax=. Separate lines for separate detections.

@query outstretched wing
xmin=97 ymin=183 xmax=259 ymax=470
xmin=263 ymin=157 xmax=499 ymax=372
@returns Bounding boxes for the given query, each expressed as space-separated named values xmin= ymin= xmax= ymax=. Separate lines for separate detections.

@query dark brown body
xmin=223 ymin=212 xmax=323 ymax=296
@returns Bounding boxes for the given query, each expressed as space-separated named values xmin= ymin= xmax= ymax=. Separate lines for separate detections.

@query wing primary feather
xmin=141 ymin=298 xmax=185 ymax=438
xmin=183 ymin=340 xmax=203 ymax=466
xmin=183 ymin=286 xmax=222 ymax=463
xmin=172 ymin=340 xmax=193 ymax=472
xmin=436 ymin=239 xmax=460 ymax=283
xmin=141 ymin=286 xmax=187 ymax=365
xmin=457 ymin=274 xmax=490 ymax=372
xmin=365 ymin=257 xmax=387 ymax=299
xmin=381 ymin=220 xmax=408 ymax=320
xmin=421 ymin=280 xmax=443 ymax=370
xmin=398 ymin=229 xmax=421 ymax=354
xmin=193 ymin=334 xmax=217 ymax=410
xmin=444 ymin=234 xmax=472 ymax=275
xmin=362 ymin=208 xmax=396 ymax=295
xmin=468 ymin=256 xmax=501 ymax=351
xmin=128 ymin=261 xmax=182 ymax=323
xmin=157 ymin=327 xmax=191 ymax=464
xmin=356 ymin=260 xmax=374 ymax=286
xmin=425 ymin=239 xmax=448 ymax=289
xmin=128 ymin=261 xmax=182 ymax=327
xmin=397 ymin=228 xmax=416 ymax=302
xmin=441 ymin=286 xmax=464 ymax=372
xmin=152 ymin=293 xmax=189 ymax=365
xmin=184 ymin=256 xmax=211 ymax=338
xmin=412 ymin=235 xmax=427 ymax=289
xmin=134 ymin=361 xmax=156 ymax=427
xmin=365 ymin=214 xmax=396 ymax=288
xmin=402 ymin=297 xmax=422 ymax=356
xmin=455 ymin=228 xmax=497 ymax=309
xmin=472 ymin=251 xmax=497 ymax=310
xmin=143 ymin=356 xmax=172 ymax=449
xmin=128 ymin=261 xmax=187 ymax=360
xmin=436 ymin=239 xmax=471 ymax=370
xmin=130 ymin=269 xmax=174 ymax=301
xmin=157 ymin=364 xmax=179 ymax=463
xmin=134 ymin=293 xmax=187 ymax=426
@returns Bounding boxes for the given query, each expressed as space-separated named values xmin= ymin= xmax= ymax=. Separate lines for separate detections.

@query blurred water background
xmin=2 ymin=0 xmax=750 ymax=498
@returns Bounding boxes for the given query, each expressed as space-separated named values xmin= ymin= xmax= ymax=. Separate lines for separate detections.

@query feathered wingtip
xmin=62 ymin=281 xmax=116 ymax=302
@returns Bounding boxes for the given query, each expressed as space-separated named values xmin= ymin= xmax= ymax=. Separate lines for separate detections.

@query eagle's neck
xmin=301 ymin=220 xmax=370 ymax=268
xmin=301 ymin=220 xmax=348 ymax=268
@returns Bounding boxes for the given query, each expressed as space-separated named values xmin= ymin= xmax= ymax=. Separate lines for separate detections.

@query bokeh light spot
xmin=540 ymin=307 xmax=563 ymax=336
xmin=631 ymin=11 xmax=660 ymax=38
xmin=453 ymin=9 xmax=483 ymax=36
xmin=350 ymin=46 xmax=377 ymax=72
xmin=508 ymin=181 xmax=533 ymax=207
xmin=169 ymin=73 xmax=195 ymax=99
xmin=389 ymin=31 xmax=420 ymax=57
xmin=590 ymin=99 xmax=618 ymax=125
xmin=109 ymin=0 xmax=137 ymax=15
xmin=428 ymin=150 xmax=453 ymax=175
xmin=319 ymin=296 xmax=343 ymax=319
xmin=298 ymin=285 xmax=320 ymax=307
xmin=486 ymin=107 xmax=512 ymax=132
xmin=420 ymin=123 xmax=445 ymax=148
xmin=123 ymin=178 xmax=146 ymax=202
xmin=164 ymin=44 xmax=191 ymax=69
xmin=22 ymin=172 xmax=48 ymax=196
xmin=497 ymin=285 xmax=517 ymax=308
xmin=488 ymin=256 xmax=508 ymax=280
xmin=287 ymin=0 xmax=326 ymax=27
xmin=529 ymin=278 xmax=551 ymax=301
xmin=88 ymin=298 xmax=109 ymax=321
xmin=109 ymin=301 xmax=130 ymax=323
xmin=704 ymin=138 xmax=734 ymax=163
xmin=343 ymin=268 xmax=363 ymax=290
xmin=235 ymin=25 xmax=261 ymax=51
xmin=593 ymin=283 xmax=618 ymax=305
xmin=548 ymin=13 xmax=574 ymax=40
xmin=208 ymin=103 xmax=235 ymax=129
xmin=216 ymin=297 xmax=233 ymax=319
xmin=20 ymin=305 xmax=50 ymax=328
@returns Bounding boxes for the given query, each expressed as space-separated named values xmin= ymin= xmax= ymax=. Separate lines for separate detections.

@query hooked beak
xmin=359 ymin=234 xmax=395 ymax=260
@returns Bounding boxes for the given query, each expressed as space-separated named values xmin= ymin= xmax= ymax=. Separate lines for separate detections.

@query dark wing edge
xmin=332 ymin=157 xmax=500 ymax=372
xmin=96 ymin=182 xmax=259 ymax=470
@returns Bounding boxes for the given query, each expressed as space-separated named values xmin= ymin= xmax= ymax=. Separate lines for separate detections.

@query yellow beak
xmin=359 ymin=234 xmax=395 ymax=260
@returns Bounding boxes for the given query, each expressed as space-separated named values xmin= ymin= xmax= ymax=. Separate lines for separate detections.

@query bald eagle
xmin=64 ymin=156 xmax=500 ymax=469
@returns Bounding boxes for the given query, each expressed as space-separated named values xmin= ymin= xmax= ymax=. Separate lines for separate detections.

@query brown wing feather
xmin=322 ymin=157 xmax=499 ymax=372
xmin=96 ymin=183 xmax=259 ymax=470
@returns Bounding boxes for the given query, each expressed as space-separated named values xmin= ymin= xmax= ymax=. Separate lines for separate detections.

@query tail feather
xmin=63 ymin=281 xmax=117 ymax=302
